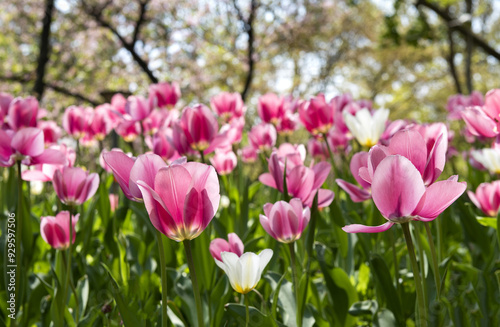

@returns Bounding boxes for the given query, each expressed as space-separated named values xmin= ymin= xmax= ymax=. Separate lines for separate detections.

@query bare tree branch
xmin=1 ymin=74 xmax=100 ymax=106
xmin=33 ymin=0 xmax=55 ymax=100
xmin=81 ymin=0 xmax=158 ymax=83
xmin=447 ymin=29 xmax=463 ymax=94
xmin=465 ymin=0 xmax=473 ymax=94
xmin=416 ymin=0 xmax=500 ymax=61
xmin=132 ymin=0 xmax=148 ymax=45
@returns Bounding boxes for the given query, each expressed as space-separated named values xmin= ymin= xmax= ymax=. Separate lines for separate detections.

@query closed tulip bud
xmin=209 ymin=233 xmax=244 ymax=262
xmin=248 ymin=123 xmax=277 ymax=151
xmin=125 ymin=95 xmax=151 ymax=122
xmin=257 ymin=93 xmax=285 ymax=124
xmin=7 ymin=96 xmax=39 ymax=130
xmin=210 ymin=149 xmax=237 ymax=175
xmin=52 ymin=166 xmax=99 ymax=206
xmin=149 ymin=82 xmax=181 ymax=109
xmin=468 ymin=181 xmax=500 ymax=217
xmin=210 ymin=92 xmax=245 ymax=122
xmin=259 ymin=198 xmax=310 ymax=243
xmin=40 ymin=211 xmax=79 ymax=250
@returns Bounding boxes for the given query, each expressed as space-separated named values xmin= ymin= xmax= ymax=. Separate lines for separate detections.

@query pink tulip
xmin=142 ymin=109 xmax=171 ymax=135
xmin=0 ymin=92 xmax=13 ymax=123
xmin=446 ymin=91 xmax=484 ymax=120
xmin=259 ymin=198 xmax=310 ymax=243
xmin=210 ymin=92 xmax=245 ymax=122
xmin=40 ymin=211 xmax=79 ymax=250
xmin=307 ymin=138 xmax=328 ymax=161
xmin=149 ymin=82 xmax=181 ymax=109
xmin=89 ymin=105 xmax=114 ymax=140
xmin=468 ymin=181 xmax=500 ymax=217
xmin=326 ymin=127 xmax=349 ymax=151
xmin=149 ymin=128 xmax=179 ymax=162
xmin=461 ymin=106 xmax=498 ymax=138
xmin=0 ymin=127 xmax=66 ymax=167
xmin=274 ymin=143 xmax=306 ymax=170
xmin=343 ymin=155 xmax=466 ymax=233
xmin=22 ymin=144 xmax=75 ymax=182
xmin=115 ymin=120 xmax=141 ymax=142
xmin=259 ymin=153 xmax=334 ymax=208
xmin=137 ymin=161 xmax=220 ymax=241
xmin=484 ymin=89 xmax=500 ymax=121
xmin=62 ymin=106 xmax=90 ymax=139
xmin=240 ymin=145 xmax=257 ymax=163
xmin=6 ymin=96 xmax=39 ymax=131
xmin=52 ymin=166 xmax=99 ymax=206
xmin=209 ymin=233 xmax=244 ymax=262
xmin=257 ymin=93 xmax=285 ymax=124
xmin=298 ymin=94 xmax=335 ymax=136
xmin=210 ymin=149 xmax=237 ymax=175
xmin=125 ymin=95 xmax=151 ymax=122
xmin=38 ymin=120 xmax=62 ymax=145
xmin=175 ymin=104 xmax=219 ymax=152
xmin=248 ymin=123 xmax=277 ymax=151
xmin=332 ymin=93 xmax=353 ymax=112
xmin=108 ymin=93 xmax=127 ymax=126
xmin=336 ymin=152 xmax=372 ymax=202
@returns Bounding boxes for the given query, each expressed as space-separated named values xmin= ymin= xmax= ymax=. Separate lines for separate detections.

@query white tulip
xmin=471 ymin=148 xmax=500 ymax=174
xmin=344 ymin=108 xmax=389 ymax=147
xmin=215 ymin=249 xmax=273 ymax=294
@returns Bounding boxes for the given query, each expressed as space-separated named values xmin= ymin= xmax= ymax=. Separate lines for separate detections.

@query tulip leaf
xmin=369 ymin=254 xmax=404 ymax=325
xmin=475 ymin=217 xmax=497 ymax=230
xmin=225 ymin=303 xmax=279 ymax=327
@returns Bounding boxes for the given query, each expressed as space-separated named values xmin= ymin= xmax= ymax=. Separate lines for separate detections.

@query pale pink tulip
xmin=52 ymin=166 xmax=99 ymax=206
xmin=22 ymin=144 xmax=75 ymax=182
xmin=125 ymin=95 xmax=151 ymax=122
xmin=210 ymin=149 xmax=237 ymax=175
xmin=468 ymin=181 xmax=500 ymax=217
xmin=137 ymin=161 xmax=220 ymax=241
xmin=0 ymin=92 xmax=13 ymax=123
xmin=259 ymin=198 xmax=310 ymax=243
xmin=40 ymin=211 xmax=79 ymax=250
xmin=240 ymin=145 xmax=258 ymax=163
xmin=209 ymin=233 xmax=244 ymax=262
xmin=115 ymin=120 xmax=141 ymax=142
xmin=109 ymin=194 xmax=119 ymax=212
xmin=343 ymin=155 xmax=466 ymax=233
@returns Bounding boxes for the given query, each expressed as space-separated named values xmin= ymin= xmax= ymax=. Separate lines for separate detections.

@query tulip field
xmin=1 ymin=86 xmax=500 ymax=327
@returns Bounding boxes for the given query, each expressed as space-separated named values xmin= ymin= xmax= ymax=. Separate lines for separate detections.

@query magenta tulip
xmin=259 ymin=198 xmax=310 ymax=243
xmin=468 ymin=181 xmax=500 ymax=217
xmin=248 ymin=123 xmax=277 ymax=151
xmin=257 ymin=93 xmax=285 ymax=124
xmin=7 ymin=96 xmax=39 ymax=130
xmin=342 ymin=155 xmax=466 ymax=233
xmin=307 ymin=138 xmax=328 ymax=161
xmin=298 ymin=94 xmax=335 ymax=136
xmin=209 ymin=233 xmax=244 ymax=262
xmin=62 ymin=106 xmax=90 ymax=139
xmin=210 ymin=92 xmax=245 ymax=122
xmin=149 ymin=82 xmax=181 ymax=109
xmin=115 ymin=120 xmax=141 ymax=142
xmin=89 ymin=105 xmax=114 ymax=140
xmin=175 ymin=104 xmax=219 ymax=152
xmin=40 ymin=211 xmax=79 ymax=250
xmin=52 ymin=166 xmax=99 ymax=206
xmin=137 ymin=161 xmax=220 ymax=241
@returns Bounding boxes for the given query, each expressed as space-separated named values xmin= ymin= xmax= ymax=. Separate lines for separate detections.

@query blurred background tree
xmin=1 ymin=0 xmax=499 ymax=121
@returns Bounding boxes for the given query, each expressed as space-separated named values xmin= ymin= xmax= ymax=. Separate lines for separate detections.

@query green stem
xmin=413 ymin=224 xmax=428 ymax=311
xmin=199 ymin=150 xmax=206 ymax=164
xmin=402 ymin=223 xmax=427 ymax=327
xmin=245 ymin=294 xmax=250 ymax=327
xmin=156 ymin=231 xmax=169 ymax=327
xmin=288 ymin=242 xmax=302 ymax=327
xmin=183 ymin=240 xmax=203 ymax=327
xmin=63 ymin=205 xmax=75 ymax=323
xmin=424 ymin=222 xmax=441 ymax=299
xmin=14 ymin=162 xmax=23 ymax=327
xmin=62 ymin=251 xmax=80 ymax=323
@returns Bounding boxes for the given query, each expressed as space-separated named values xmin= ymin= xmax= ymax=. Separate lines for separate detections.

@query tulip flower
xmin=468 ymin=181 xmax=500 ymax=217
xmin=125 ymin=95 xmax=152 ymax=122
xmin=115 ymin=120 xmax=141 ymax=142
xmin=307 ymin=138 xmax=328 ymax=161
xmin=142 ymin=109 xmax=175 ymax=135
xmin=215 ymin=249 xmax=273 ymax=294
xmin=137 ymin=161 xmax=220 ymax=241
xmin=209 ymin=233 xmax=244 ymax=262
xmin=274 ymin=143 xmax=306 ymax=169
xmin=446 ymin=91 xmax=483 ymax=120
xmin=0 ymin=127 xmax=66 ymax=167
xmin=149 ymin=128 xmax=179 ymax=162
xmin=210 ymin=92 xmax=245 ymax=122
xmin=257 ymin=93 xmax=285 ymax=124
xmin=174 ymin=104 xmax=219 ymax=153
xmin=336 ymin=152 xmax=372 ymax=202
xmin=149 ymin=82 xmax=181 ymax=109
xmin=259 ymin=198 xmax=310 ymax=243
xmin=259 ymin=153 xmax=334 ymax=208
xmin=38 ymin=120 xmax=62 ymax=145
xmin=7 ymin=96 xmax=39 ymax=130
xmin=52 ymin=166 xmax=99 ymax=206
xmin=470 ymin=147 xmax=500 ymax=174
xmin=342 ymin=155 xmax=466 ymax=233
xmin=0 ymin=92 xmax=13 ymax=123
xmin=210 ymin=149 xmax=237 ymax=175
xmin=109 ymin=194 xmax=119 ymax=213
xmin=298 ymin=94 xmax=335 ymax=136
xmin=40 ymin=211 xmax=79 ymax=250
xmin=248 ymin=123 xmax=277 ymax=151
xmin=240 ymin=145 xmax=257 ymax=163
xmin=343 ymin=108 xmax=389 ymax=147
xmin=62 ymin=106 xmax=90 ymax=139
xmin=461 ymin=89 xmax=500 ymax=137
xmin=89 ymin=104 xmax=114 ymax=140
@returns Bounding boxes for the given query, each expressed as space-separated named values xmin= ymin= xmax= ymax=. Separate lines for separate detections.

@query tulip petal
xmin=413 ymin=180 xmax=467 ymax=219
xmin=228 ymin=233 xmax=244 ymax=256
xmin=336 ymin=179 xmax=371 ymax=202
xmin=129 ymin=153 xmax=167 ymax=199
xmin=11 ymin=127 xmax=44 ymax=157
xmin=342 ymin=222 xmax=394 ymax=233
xmin=103 ymin=150 xmax=136 ymax=200
xmin=388 ymin=130 xmax=427 ymax=175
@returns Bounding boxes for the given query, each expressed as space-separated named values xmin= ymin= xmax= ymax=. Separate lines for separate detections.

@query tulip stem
xmin=63 ymin=205 xmax=75 ymax=323
xmin=183 ymin=240 xmax=203 ymax=327
xmin=245 ymin=294 xmax=250 ymax=327
xmin=424 ymin=222 xmax=441 ymax=299
xmin=402 ymin=223 xmax=427 ymax=327
xmin=156 ymin=231 xmax=169 ymax=327
xmin=288 ymin=242 xmax=302 ymax=327
xmin=199 ymin=151 xmax=206 ymax=164
xmin=15 ymin=162 xmax=23 ymax=327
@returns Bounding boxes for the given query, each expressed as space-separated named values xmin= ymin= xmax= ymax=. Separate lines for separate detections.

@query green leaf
xmin=369 ymin=254 xmax=404 ymax=326
xmin=225 ymin=304 xmax=278 ymax=327
xmin=475 ymin=217 xmax=497 ymax=230
xmin=348 ymin=300 xmax=378 ymax=317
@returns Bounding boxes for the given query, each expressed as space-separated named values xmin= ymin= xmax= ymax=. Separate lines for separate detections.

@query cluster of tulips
xmin=1 ymin=84 xmax=500 ymax=326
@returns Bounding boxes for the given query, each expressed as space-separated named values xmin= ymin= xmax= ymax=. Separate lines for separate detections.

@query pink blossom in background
xmin=248 ymin=123 xmax=277 ymax=152
xmin=447 ymin=91 xmax=484 ymax=120
xmin=240 ymin=145 xmax=258 ymax=163
xmin=307 ymin=138 xmax=328 ymax=161
xmin=62 ymin=106 xmax=90 ymax=139
xmin=210 ymin=233 xmax=244 ymax=262
xmin=210 ymin=149 xmax=237 ymax=175
xmin=274 ymin=143 xmax=306 ymax=170
xmin=0 ymin=92 xmax=13 ymax=124
xmin=142 ymin=109 xmax=173 ymax=135
xmin=461 ymin=89 xmax=500 ymax=138
xmin=149 ymin=82 xmax=181 ymax=109
xmin=38 ymin=120 xmax=62 ymax=145
xmin=343 ymin=155 xmax=466 ymax=233
xmin=259 ymin=198 xmax=310 ymax=243
xmin=210 ymin=92 xmax=245 ymax=122
xmin=137 ymin=161 xmax=220 ymax=241
xmin=258 ymin=93 xmax=285 ymax=124
xmin=115 ymin=120 xmax=141 ymax=142
xmin=174 ymin=104 xmax=219 ymax=152
xmin=40 ymin=211 xmax=79 ymax=250
xmin=52 ymin=166 xmax=99 ymax=206
xmin=109 ymin=194 xmax=119 ymax=212
xmin=89 ymin=104 xmax=114 ymax=140
xmin=7 ymin=96 xmax=39 ymax=131
xmin=468 ymin=181 xmax=500 ymax=217
xmin=125 ymin=95 xmax=151 ymax=122
xmin=298 ymin=94 xmax=335 ymax=136
xmin=148 ymin=128 xmax=179 ymax=162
